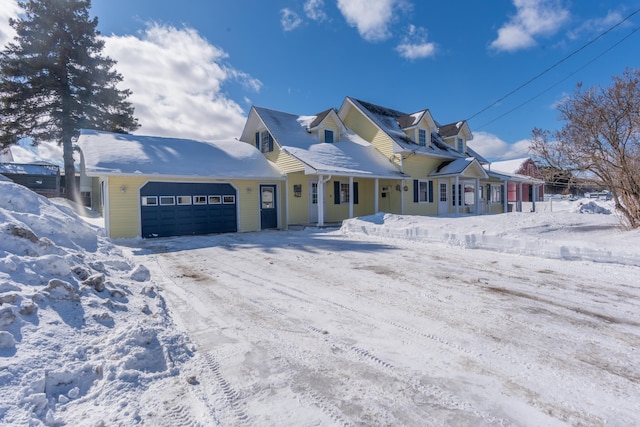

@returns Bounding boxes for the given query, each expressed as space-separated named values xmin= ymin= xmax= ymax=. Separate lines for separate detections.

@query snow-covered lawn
xmin=1 ymin=178 xmax=639 ymax=426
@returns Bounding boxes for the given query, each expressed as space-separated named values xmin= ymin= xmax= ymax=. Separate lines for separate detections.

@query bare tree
xmin=531 ymin=68 xmax=640 ymax=229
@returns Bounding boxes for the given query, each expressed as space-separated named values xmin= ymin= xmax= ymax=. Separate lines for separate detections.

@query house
xmin=239 ymin=106 xmax=406 ymax=226
xmin=338 ymin=97 xmax=498 ymax=216
xmin=75 ymin=129 xmax=284 ymax=238
xmin=486 ymin=158 xmax=545 ymax=212
xmin=0 ymin=162 xmax=61 ymax=198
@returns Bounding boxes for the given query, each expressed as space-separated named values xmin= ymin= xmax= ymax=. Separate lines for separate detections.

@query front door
xmin=438 ymin=180 xmax=448 ymax=216
xmin=309 ymin=180 xmax=318 ymax=223
xmin=260 ymin=185 xmax=277 ymax=229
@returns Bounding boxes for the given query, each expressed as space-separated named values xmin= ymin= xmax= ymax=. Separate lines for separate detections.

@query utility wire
xmin=475 ymin=25 xmax=640 ymax=130
xmin=465 ymin=6 xmax=640 ymax=123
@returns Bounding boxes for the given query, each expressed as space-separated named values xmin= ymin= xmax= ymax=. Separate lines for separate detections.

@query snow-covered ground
xmin=1 ymin=178 xmax=639 ymax=426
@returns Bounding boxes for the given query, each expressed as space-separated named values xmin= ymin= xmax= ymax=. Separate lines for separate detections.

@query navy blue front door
xmin=260 ymin=185 xmax=277 ymax=229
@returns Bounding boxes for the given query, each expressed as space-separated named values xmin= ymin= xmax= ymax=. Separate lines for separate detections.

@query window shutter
xmin=413 ymin=180 xmax=418 ymax=203
xmin=354 ymin=182 xmax=359 ymax=204
xmin=255 ymin=132 xmax=260 ymax=149
xmin=268 ymin=133 xmax=274 ymax=152
xmin=428 ymin=181 xmax=434 ymax=203
xmin=334 ymin=181 xmax=340 ymax=204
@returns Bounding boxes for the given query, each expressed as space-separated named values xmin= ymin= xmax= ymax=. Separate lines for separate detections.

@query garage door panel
xmin=140 ymin=182 xmax=237 ymax=238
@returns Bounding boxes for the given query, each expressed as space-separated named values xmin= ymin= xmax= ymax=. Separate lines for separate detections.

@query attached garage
xmin=140 ymin=182 xmax=237 ymax=238
xmin=76 ymin=129 xmax=285 ymax=239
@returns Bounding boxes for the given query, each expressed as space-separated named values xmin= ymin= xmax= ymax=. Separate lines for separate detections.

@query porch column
xmin=349 ymin=176 xmax=354 ymax=218
xmin=518 ymin=182 xmax=523 ymax=212
xmin=318 ymin=175 xmax=325 ymax=226
xmin=454 ymin=176 xmax=459 ymax=216
xmin=400 ymin=180 xmax=405 ymax=215
xmin=475 ymin=178 xmax=480 ymax=214
xmin=374 ymin=178 xmax=379 ymax=213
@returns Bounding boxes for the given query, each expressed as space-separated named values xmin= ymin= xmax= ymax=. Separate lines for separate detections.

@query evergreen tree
xmin=0 ymin=0 xmax=139 ymax=200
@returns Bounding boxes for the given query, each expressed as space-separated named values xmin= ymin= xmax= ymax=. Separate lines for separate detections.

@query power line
xmin=465 ymin=6 xmax=640 ymax=123
xmin=475 ymin=25 xmax=640 ymax=131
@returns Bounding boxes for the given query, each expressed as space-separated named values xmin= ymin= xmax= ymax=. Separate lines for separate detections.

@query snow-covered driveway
xmin=133 ymin=223 xmax=640 ymax=426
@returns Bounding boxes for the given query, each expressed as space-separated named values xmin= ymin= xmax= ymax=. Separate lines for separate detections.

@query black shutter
xmin=354 ymin=182 xmax=359 ymax=204
xmin=255 ymin=132 xmax=260 ymax=149
xmin=413 ymin=180 xmax=419 ymax=203
xmin=334 ymin=181 xmax=340 ymax=204
xmin=428 ymin=181 xmax=434 ymax=203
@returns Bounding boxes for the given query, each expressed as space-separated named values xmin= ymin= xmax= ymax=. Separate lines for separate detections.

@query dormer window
xmin=255 ymin=130 xmax=274 ymax=153
xmin=418 ymin=129 xmax=427 ymax=147
xmin=324 ymin=129 xmax=334 ymax=143
xmin=457 ymin=138 xmax=464 ymax=153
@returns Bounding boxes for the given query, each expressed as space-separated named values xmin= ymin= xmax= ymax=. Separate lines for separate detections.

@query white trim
xmin=103 ymin=177 xmax=111 ymax=238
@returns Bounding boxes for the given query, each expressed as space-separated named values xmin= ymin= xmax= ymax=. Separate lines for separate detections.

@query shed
xmin=0 ymin=162 xmax=61 ymax=198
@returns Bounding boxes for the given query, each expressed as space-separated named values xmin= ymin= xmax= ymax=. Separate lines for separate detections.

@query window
xmin=208 ymin=195 xmax=222 ymax=204
xmin=491 ymin=185 xmax=503 ymax=203
xmin=194 ymin=196 xmax=207 ymax=205
xmin=439 ymin=183 xmax=447 ymax=202
xmin=340 ymin=183 xmax=350 ymax=203
xmin=141 ymin=196 xmax=158 ymax=206
xmin=413 ymin=180 xmax=433 ymax=203
xmin=418 ymin=129 xmax=427 ymax=147
xmin=333 ymin=181 xmax=358 ymax=204
xmin=311 ymin=182 xmax=318 ymax=204
xmin=177 ymin=195 xmax=192 ymax=205
xmin=223 ymin=195 xmax=235 ymax=204
xmin=463 ymin=183 xmax=475 ymax=206
xmin=159 ymin=196 xmax=175 ymax=206
xmin=324 ymin=129 xmax=334 ymax=143
xmin=457 ymin=138 xmax=464 ymax=153
xmin=260 ymin=130 xmax=274 ymax=153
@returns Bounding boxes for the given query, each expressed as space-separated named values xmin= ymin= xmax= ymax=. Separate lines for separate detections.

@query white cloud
xmin=337 ymin=0 xmax=407 ymax=42
xmin=396 ymin=24 xmax=436 ymax=59
xmin=280 ymin=8 xmax=303 ymax=32
xmin=0 ymin=0 xmax=20 ymax=49
xmin=490 ymin=0 xmax=570 ymax=52
xmin=469 ymin=131 xmax=532 ymax=161
xmin=103 ymin=24 xmax=260 ymax=141
xmin=304 ymin=0 xmax=328 ymax=22
xmin=568 ymin=10 xmax=624 ymax=40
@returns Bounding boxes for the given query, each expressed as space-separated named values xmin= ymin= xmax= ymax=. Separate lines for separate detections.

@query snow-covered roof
xmin=76 ymin=129 xmax=284 ymax=180
xmin=344 ymin=97 xmax=464 ymax=159
xmin=0 ymin=162 xmax=59 ymax=176
xmin=485 ymin=158 xmax=544 ymax=183
xmin=0 ymin=147 xmax=14 ymax=162
xmin=254 ymin=107 xmax=405 ymax=179
xmin=429 ymin=158 xmax=488 ymax=179
xmin=489 ymin=158 xmax=530 ymax=175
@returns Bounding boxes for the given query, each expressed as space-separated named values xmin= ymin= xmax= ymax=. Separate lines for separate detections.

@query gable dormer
xmin=439 ymin=120 xmax=473 ymax=154
xmin=398 ymin=110 xmax=437 ymax=147
xmin=300 ymin=108 xmax=346 ymax=143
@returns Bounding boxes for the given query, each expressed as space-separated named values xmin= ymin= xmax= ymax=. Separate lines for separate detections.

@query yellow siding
xmin=286 ymin=173 xmax=311 ymax=224
xmin=343 ymin=107 xmax=396 ymax=160
xmin=402 ymin=156 xmax=441 ymax=179
xmin=105 ymin=176 xmax=283 ymax=238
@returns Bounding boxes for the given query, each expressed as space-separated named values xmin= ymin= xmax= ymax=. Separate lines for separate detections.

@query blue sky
xmin=1 ymin=0 xmax=639 ymax=160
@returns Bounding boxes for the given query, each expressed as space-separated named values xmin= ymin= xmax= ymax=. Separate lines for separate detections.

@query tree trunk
xmin=62 ymin=136 xmax=77 ymax=202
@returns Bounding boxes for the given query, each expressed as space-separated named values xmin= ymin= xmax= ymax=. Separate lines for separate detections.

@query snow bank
xmin=0 ymin=181 xmax=192 ymax=426
xmin=341 ymin=201 xmax=640 ymax=266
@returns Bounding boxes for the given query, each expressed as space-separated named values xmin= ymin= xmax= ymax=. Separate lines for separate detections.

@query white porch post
xmin=475 ymin=178 xmax=480 ymax=214
xmin=454 ymin=176 xmax=459 ymax=216
xmin=318 ymin=175 xmax=325 ymax=226
xmin=284 ymin=176 xmax=289 ymax=230
xmin=349 ymin=176 xmax=354 ymax=218
xmin=374 ymin=178 xmax=379 ymax=213
xmin=518 ymin=182 xmax=523 ymax=212
xmin=400 ymin=180 xmax=405 ymax=215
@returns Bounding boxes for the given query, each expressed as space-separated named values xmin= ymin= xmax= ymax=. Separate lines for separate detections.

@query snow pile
xmin=570 ymin=199 xmax=611 ymax=214
xmin=341 ymin=200 xmax=639 ymax=266
xmin=0 ymin=181 xmax=192 ymax=426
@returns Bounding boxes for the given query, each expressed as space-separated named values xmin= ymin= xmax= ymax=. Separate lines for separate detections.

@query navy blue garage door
xmin=140 ymin=182 xmax=237 ymax=238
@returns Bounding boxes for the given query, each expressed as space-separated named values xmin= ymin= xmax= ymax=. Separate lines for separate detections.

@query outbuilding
xmin=76 ymin=129 xmax=285 ymax=238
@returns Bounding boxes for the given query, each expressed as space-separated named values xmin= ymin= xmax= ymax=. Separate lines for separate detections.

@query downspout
xmin=103 ymin=176 xmax=111 ymax=238
xmin=398 ymin=155 xmax=405 ymax=215
xmin=317 ymin=174 xmax=331 ymax=226
xmin=349 ymin=176 xmax=354 ymax=219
